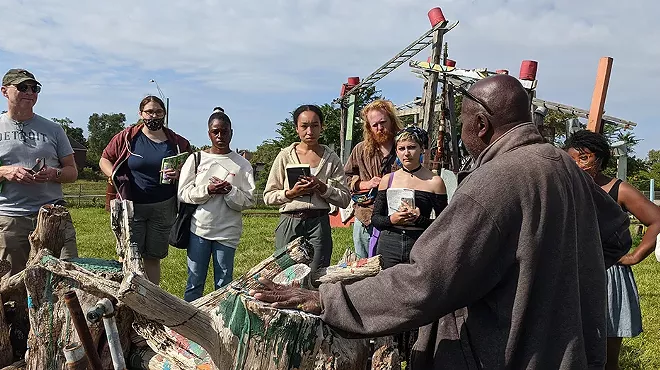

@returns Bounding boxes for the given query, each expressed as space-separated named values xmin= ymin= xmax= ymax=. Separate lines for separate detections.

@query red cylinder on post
xmin=496 ymin=69 xmax=509 ymax=75
xmin=519 ymin=60 xmax=538 ymax=80
xmin=347 ymin=77 xmax=360 ymax=86
xmin=428 ymin=7 xmax=446 ymax=27
xmin=445 ymin=59 xmax=456 ymax=67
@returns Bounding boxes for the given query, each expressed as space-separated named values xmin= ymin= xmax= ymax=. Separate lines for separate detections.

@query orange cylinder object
xmin=428 ymin=7 xmax=446 ymax=27
xmin=445 ymin=59 xmax=456 ymax=67
xmin=347 ymin=77 xmax=360 ymax=86
xmin=519 ymin=60 xmax=538 ymax=80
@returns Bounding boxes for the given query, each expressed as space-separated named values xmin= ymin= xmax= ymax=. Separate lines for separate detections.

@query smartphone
xmin=28 ymin=158 xmax=45 ymax=174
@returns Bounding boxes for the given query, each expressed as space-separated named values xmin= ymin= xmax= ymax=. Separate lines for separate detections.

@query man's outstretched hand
xmin=249 ymin=277 xmax=322 ymax=315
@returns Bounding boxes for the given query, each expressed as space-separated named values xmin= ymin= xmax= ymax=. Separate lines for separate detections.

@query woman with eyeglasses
xmin=565 ymin=130 xmax=660 ymax=370
xmin=100 ymin=95 xmax=192 ymax=284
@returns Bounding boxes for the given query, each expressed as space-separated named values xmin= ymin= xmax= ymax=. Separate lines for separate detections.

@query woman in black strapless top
xmin=370 ymin=126 xmax=448 ymax=269
xmin=369 ymin=126 xmax=448 ymax=363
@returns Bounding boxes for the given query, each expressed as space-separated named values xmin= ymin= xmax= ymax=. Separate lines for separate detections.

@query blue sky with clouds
xmin=1 ymin=0 xmax=657 ymax=157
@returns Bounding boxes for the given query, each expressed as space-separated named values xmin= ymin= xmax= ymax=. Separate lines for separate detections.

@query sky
xmin=1 ymin=0 xmax=658 ymax=158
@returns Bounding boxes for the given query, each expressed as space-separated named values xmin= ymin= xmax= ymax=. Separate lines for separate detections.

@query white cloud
xmin=0 ymin=0 xmax=658 ymax=155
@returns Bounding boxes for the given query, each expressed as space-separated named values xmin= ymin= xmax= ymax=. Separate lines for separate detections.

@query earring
xmin=395 ymin=158 xmax=402 ymax=167
xmin=419 ymin=154 xmax=424 ymax=163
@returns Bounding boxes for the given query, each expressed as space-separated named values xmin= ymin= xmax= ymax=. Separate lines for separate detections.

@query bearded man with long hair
xmin=343 ymin=99 xmax=403 ymax=258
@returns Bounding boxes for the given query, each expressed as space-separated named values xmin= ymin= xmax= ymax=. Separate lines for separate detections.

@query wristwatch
xmin=55 ymin=168 xmax=62 ymax=180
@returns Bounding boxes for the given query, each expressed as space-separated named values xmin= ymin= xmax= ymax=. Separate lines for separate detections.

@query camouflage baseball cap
xmin=2 ymin=69 xmax=41 ymax=86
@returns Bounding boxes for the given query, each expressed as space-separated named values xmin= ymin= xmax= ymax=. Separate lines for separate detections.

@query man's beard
xmin=373 ymin=130 xmax=393 ymax=145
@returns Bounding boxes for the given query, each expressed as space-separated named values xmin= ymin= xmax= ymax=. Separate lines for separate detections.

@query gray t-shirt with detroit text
xmin=0 ymin=113 xmax=74 ymax=216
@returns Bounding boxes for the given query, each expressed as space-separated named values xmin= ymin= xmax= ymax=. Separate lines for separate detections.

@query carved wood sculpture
xmin=110 ymin=199 xmax=381 ymax=370
xmin=1 ymin=200 xmax=388 ymax=370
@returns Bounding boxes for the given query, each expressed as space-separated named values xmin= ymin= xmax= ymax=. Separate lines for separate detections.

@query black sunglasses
xmin=454 ymin=84 xmax=493 ymax=115
xmin=13 ymin=83 xmax=41 ymax=94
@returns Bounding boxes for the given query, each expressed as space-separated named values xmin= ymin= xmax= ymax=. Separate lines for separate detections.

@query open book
xmin=199 ymin=161 xmax=237 ymax=186
xmin=386 ymin=188 xmax=416 ymax=216
xmin=286 ymin=164 xmax=311 ymax=190
xmin=160 ymin=152 xmax=190 ymax=184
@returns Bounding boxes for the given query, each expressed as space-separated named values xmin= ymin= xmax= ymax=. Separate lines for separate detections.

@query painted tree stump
xmin=24 ymin=253 xmax=133 ymax=370
xmin=118 ymin=234 xmax=380 ymax=370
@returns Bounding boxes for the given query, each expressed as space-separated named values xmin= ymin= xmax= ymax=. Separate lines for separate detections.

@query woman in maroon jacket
xmin=100 ymin=96 xmax=191 ymax=284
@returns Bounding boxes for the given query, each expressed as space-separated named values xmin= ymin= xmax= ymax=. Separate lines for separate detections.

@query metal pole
xmin=87 ymin=299 xmax=126 ymax=370
xmin=651 ymin=179 xmax=655 ymax=202
xmin=64 ymin=291 xmax=104 ymax=370
xmin=64 ymin=342 xmax=90 ymax=370
xmin=165 ymin=97 xmax=170 ymax=128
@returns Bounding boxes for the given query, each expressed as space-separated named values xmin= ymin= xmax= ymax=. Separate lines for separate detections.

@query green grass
xmin=69 ymin=208 xmax=660 ymax=368
xmin=70 ymin=208 xmax=352 ymax=296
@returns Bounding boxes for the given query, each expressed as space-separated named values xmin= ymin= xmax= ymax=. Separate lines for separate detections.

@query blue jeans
xmin=352 ymin=218 xmax=372 ymax=259
xmin=184 ymin=232 xmax=236 ymax=302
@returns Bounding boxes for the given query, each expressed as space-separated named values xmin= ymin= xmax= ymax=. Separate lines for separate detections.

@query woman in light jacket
xmin=178 ymin=109 xmax=255 ymax=302
xmin=263 ymin=104 xmax=350 ymax=272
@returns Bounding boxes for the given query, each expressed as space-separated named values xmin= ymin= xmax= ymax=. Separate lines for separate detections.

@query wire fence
xmin=61 ymin=182 xmax=273 ymax=209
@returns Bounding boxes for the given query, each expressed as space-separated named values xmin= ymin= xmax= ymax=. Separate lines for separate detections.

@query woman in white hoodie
xmin=263 ymin=105 xmax=350 ymax=272
xmin=178 ymin=109 xmax=255 ymax=301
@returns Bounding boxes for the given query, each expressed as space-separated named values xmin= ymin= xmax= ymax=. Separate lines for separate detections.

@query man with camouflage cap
xmin=0 ymin=68 xmax=79 ymax=277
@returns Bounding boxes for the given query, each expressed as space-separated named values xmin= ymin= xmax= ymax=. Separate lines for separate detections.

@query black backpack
xmin=168 ymin=151 xmax=201 ymax=249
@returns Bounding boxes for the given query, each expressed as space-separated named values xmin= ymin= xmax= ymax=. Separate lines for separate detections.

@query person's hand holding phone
xmin=208 ymin=176 xmax=232 ymax=195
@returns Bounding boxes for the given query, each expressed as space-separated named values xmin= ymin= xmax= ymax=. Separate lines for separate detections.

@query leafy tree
xmin=272 ymin=86 xmax=383 ymax=153
xmin=52 ymin=117 xmax=87 ymax=148
xmin=87 ymin=113 xmax=126 ymax=170
xmin=251 ymin=139 xmax=284 ymax=190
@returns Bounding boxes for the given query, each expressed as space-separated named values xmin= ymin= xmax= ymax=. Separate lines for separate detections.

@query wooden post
xmin=343 ymin=95 xmax=357 ymax=163
xmin=447 ymin=85 xmax=460 ymax=172
xmin=420 ymin=29 xmax=444 ymax=168
xmin=586 ymin=57 xmax=613 ymax=134
xmin=110 ymin=199 xmax=145 ymax=275
xmin=340 ymin=103 xmax=347 ymax=162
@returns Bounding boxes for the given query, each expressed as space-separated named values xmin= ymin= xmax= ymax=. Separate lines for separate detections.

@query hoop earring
xmin=419 ymin=154 xmax=424 ymax=163
xmin=395 ymin=158 xmax=402 ymax=167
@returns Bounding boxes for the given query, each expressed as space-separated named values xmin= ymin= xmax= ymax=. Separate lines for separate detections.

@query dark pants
xmin=376 ymin=227 xmax=424 ymax=366
xmin=376 ymin=228 xmax=424 ymax=269
xmin=275 ymin=213 xmax=332 ymax=273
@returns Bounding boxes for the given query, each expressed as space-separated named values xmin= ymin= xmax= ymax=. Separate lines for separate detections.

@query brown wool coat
xmin=320 ymin=123 xmax=630 ymax=370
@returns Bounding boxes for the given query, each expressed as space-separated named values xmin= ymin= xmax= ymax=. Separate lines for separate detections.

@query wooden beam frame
xmin=586 ymin=57 xmax=613 ymax=133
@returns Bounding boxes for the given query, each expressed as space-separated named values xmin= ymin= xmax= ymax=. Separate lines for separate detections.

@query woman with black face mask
xmin=100 ymin=95 xmax=192 ymax=285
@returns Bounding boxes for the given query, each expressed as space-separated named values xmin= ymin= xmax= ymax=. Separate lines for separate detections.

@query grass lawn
xmin=69 ymin=208 xmax=659 ymax=368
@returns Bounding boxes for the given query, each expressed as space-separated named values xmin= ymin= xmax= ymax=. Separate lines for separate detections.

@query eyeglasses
xmin=12 ymin=83 xmax=41 ymax=94
xmin=142 ymin=109 xmax=165 ymax=117
xmin=454 ymin=84 xmax=493 ymax=115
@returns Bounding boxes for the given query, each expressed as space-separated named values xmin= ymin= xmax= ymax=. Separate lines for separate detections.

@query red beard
xmin=373 ymin=131 xmax=393 ymax=145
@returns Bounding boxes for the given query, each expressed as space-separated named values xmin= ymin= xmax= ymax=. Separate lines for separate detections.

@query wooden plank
xmin=342 ymin=94 xmax=357 ymax=163
xmin=586 ymin=57 xmax=613 ymax=133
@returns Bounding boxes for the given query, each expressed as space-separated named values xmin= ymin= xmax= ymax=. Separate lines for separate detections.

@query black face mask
xmin=143 ymin=118 xmax=164 ymax=131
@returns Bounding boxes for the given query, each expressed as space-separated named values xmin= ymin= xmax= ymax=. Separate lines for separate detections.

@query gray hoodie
xmin=319 ymin=123 xmax=629 ymax=369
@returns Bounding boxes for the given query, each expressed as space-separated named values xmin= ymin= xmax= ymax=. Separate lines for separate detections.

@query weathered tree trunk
xmin=110 ymin=199 xmax=145 ymax=275
xmin=24 ymin=254 xmax=133 ymax=370
xmin=0 ymin=359 xmax=25 ymax=370
xmin=28 ymin=205 xmax=72 ymax=262
xmin=0 ymin=295 xmax=13 ymax=367
xmin=119 ymin=237 xmax=381 ymax=370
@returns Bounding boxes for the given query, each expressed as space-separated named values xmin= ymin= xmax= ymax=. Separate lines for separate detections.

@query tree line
xmin=6 ymin=90 xmax=652 ymax=192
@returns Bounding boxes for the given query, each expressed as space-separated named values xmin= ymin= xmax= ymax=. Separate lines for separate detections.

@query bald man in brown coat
xmin=251 ymin=75 xmax=630 ymax=369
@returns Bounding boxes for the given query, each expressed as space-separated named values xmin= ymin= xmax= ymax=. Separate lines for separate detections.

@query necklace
xmin=402 ymin=164 xmax=423 ymax=177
